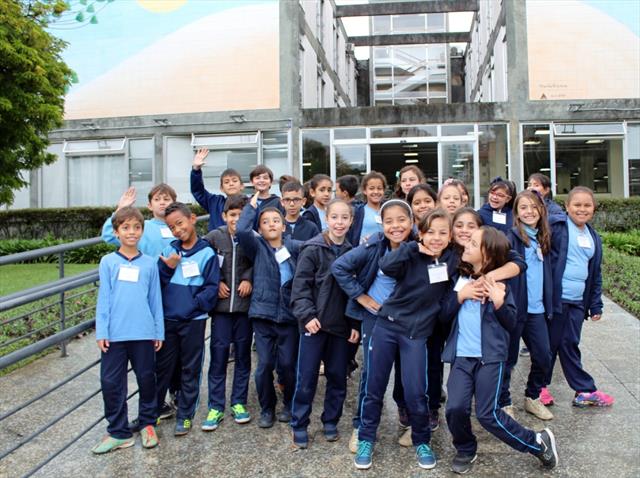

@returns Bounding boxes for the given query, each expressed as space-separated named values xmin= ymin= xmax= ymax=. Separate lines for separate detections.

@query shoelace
xmin=416 ymin=444 xmax=433 ymax=457
xmin=183 ymin=419 xmax=191 ymax=428
xmin=232 ymin=405 xmax=246 ymax=414
xmin=357 ymin=441 xmax=373 ymax=457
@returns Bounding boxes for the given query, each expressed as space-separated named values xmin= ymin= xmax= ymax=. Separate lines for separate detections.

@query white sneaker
xmin=525 ymin=397 xmax=554 ymax=420
xmin=398 ymin=426 xmax=412 ymax=447
xmin=502 ymin=405 xmax=516 ymax=419
xmin=349 ymin=428 xmax=359 ymax=453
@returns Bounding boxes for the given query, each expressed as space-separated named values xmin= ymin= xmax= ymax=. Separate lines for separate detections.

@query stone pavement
xmin=0 ymin=296 xmax=638 ymax=478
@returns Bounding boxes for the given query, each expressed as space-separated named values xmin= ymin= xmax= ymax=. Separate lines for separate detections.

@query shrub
xmin=553 ymin=197 xmax=640 ymax=232
xmin=602 ymin=246 xmax=640 ymax=317
xmin=0 ymin=238 xmax=115 ymax=264
xmin=600 ymin=230 xmax=640 ymax=256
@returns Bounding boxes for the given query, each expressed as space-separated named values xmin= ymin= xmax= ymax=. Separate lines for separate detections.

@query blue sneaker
xmin=323 ymin=423 xmax=339 ymax=442
xmin=354 ymin=440 xmax=374 ymax=469
xmin=416 ymin=443 xmax=437 ymax=469
xmin=230 ymin=404 xmax=251 ymax=424
xmin=292 ymin=429 xmax=308 ymax=449
xmin=174 ymin=418 xmax=192 ymax=436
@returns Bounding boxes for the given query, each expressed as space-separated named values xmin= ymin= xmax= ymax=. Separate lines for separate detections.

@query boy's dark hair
xmin=566 ymin=186 xmax=597 ymax=208
xmin=281 ymin=180 xmax=305 ymax=195
xmin=257 ymin=206 xmax=285 ymax=223
xmin=336 ymin=175 xmax=360 ymax=198
xmin=302 ymin=181 xmax=313 ymax=208
xmin=113 ymin=206 xmax=145 ymax=231
xmin=223 ymin=194 xmax=248 ymax=213
xmin=164 ymin=201 xmax=193 ymax=219
xmin=407 ymin=183 xmax=437 ymax=205
xmin=417 ymin=208 xmax=451 ymax=234
xmin=250 ymin=165 xmax=274 ymax=182
xmin=279 ymin=175 xmax=299 ymax=192
xmin=220 ymin=168 xmax=242 ymax=186
xmin=309 ymin=173 xmax=332 ymax=190
xmin=148 ymin=183 xmax=177 ymax=202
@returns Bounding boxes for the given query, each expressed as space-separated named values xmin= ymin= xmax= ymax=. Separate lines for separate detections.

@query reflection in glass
xmin=301 ymin=130 xmax=330 ymax=182
xmin=522 ymin=124 xmax=552 ymax=185
xmin=336 ymin=145 xmax=367 ymax=177
xmin=441 ymin=142 xmax=474 ymax=205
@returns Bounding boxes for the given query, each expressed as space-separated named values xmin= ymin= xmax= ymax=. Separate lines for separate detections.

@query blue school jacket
xmin=346 ymin=203 xmax=366 ymax=246
xmin=302 ymin=204 xmax=324 ymax=232
xmin=236 ymin=204 xmax=299 ymax=324
xmin=285 ymin=216 xmax=320 ymax=241
xmin=158 ymin=238 xmax=219 ymax=321
xmin=102 ymin=216 xmax=173 ymax=259
xmin=255 ymin=195 xmax=285 ymax=230
xmin=549 ymin=214 xmax=603 ymax=319
xmin=441 ymin=276 xmax=517 ymax=363
xmin=331 ymin=232 xmax=392 ymax=322
xmin=478 ymin=203 xmax=513 ymax=234
xmin=190 ymin=168 xmax=230 ymax=231
xmin=545 ymin=198 xmax=564 ymax=218
xmin=507 ymin=227 xmax=553 ymax=322
xmin=377 ymin=242 xmax=459 ymax=339
xmin=290 ymin=233 xmax=354 ymax=338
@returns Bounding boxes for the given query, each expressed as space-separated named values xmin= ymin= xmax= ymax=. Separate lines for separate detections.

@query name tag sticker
xmin=118 ymin=264 xmax=140 ymax=282
xmin=217 ymin=254 xmax=224 ymax=268
xmin=577 ymin=234 xmax=591 ymax=248
xmin=181 ymin=261 xmax=201 ymax=278
xmin=536 ymin=247 xmax=544 ymax=262
xmin=492 ymin=212 xmax=507 ymax=225
xmin=428 ymin=263 xmax=449 ymax=283
xmin=160 ymin=227 xmax=173 ymax=239
xmin=375 ymin=214 xmax=382 ymax=224
xmin=275 ymin=247 xmax=291 ymax=264
xmin=454 ymin=276 xmax=471 ymax=292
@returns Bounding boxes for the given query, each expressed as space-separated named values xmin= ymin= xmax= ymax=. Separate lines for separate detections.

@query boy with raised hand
xmin=156 ymin=202 xmax=220 ymax=437
xmin=281 ymin=181 xmax=319 ymax=241
xmin=190 ymin=148 xmax=246 ymax=232
xmin=92 ymin=207 xmax=164 ymax=454
xmin=101 ymin=184 xmax=176 ymax=258
xmin=236 ymin=192 xmax=300 ymax=428
xmin=202 ymin=195 xmax=254 ymax=431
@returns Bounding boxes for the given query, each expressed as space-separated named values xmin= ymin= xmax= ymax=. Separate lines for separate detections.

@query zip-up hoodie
xmin=478 ymin=203 xmax=513 ymax=234
xmin=255 ymin=194 xmax=284 ymax=230
xmin=204 ymin=225 xmax=252 ymax=314
xmin=236 ymin=204 xmax=300 ymax=324
xmin=285 ymin=215 xmax=320 ymax=241
xmin=291 ymin=233 xmax=355 ymax=338
xmin=190 ymin=168 xmax=235 ymax=231
xmin=377 ymin=242 xmax=459 ymax=339
xmin=158 ymin=238 xmax=219 ymax=321
xmin=549 ymin=213 xmax=603 ymax=319
xmin=302 ymin=204 xmax=324 ymax=231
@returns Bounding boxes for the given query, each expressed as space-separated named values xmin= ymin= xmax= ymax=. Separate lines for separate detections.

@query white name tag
xmin=577 ymin=234 xmax=592 ymax=248
xmin=375 ymin=214 xmax=382 ymax=224
xmin=275 ymin=247 xmax=291 ymax=264
xmin=492 ymin=211 xmax=507 ymax=225
xmin=181 ymin=260 xmax=201 ymax=278
xmin=454 ymin=276 xmax=471 ymax=292
xmin=536 ymin=247 xmax=544 ymax=262
xmin=118 ymin=264 xmax=140 ymax=282
xmin=217 ymin=254 xmax=224 ymax=268
xmin=160 ymin=227 xmax=173 ymax=238
xmin=428 ymin=263 xmax=449 ymax=283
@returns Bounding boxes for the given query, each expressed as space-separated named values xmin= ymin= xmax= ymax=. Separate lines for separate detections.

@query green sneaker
xmin=201 ymin=409 xmax=224 ymax=431
xmin=91 ymin=435 xmax=135 ymax=454
xmin=140 ymin=425 xmax=159 ymax=449
xmin=175 ymin=418 xmax=192 ymax=436
xmin=230 ymin=403 xmax=251 ymax=424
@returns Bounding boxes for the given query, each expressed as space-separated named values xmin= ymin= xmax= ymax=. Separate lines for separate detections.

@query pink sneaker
xmin=540 ymin=387 xmax=555 ymax=406
xmin=573 ymin=390 xmax=614 ymax=407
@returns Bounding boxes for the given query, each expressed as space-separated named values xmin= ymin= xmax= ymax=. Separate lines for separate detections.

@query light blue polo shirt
xmin=456 ymin=298 xmax=482 ymax=358
xmin=562 ymin=219 xmax=594 ymax=302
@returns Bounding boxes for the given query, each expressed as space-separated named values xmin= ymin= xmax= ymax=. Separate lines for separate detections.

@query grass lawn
xmin=0 ymin=263 xmax=96 ymax=296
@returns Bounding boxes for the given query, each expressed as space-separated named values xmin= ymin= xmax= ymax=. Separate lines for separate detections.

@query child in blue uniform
xmin=156 ymin=202 xmax=220 ymax=437
xmin=477 ymin=177 xmax=516 ymax=233
xmin=545 ymin=186 xmax=614 ymax=407
xmin=202 ymin=195 xmax=254 ymax=431
xmin=302 ymin=174 xmax=333 ymax=232
xmin=290 ymin=199 xmax=359 ymax=448
xmin=348 ymin=171 xmax=386 ymax=245
xmin=93 ymin=207 xmax=164 ymax=454
xmin=190 ymin=147 xmax=245 ymax=231
xmin=281 ymin=181 xmax=319 ymax=241
xmin=499 ymin=191 xmax=554 ymax=421
xmin=442 ymin=226 xmax=558 ymax=474
xmin=237 ymin=193 xmax=300 ymax=428
xmin=527 ymin=172 xmax=563 ymax=217
xmin=101 ymin=183 xmax=177 ymax=258
xmin=437 ymin=182 xmax=464 ymax=215
xmin=407 ymin=184 xmax=437 ymax=226
xmin=354 ymin=208 xmax=456 ymax=470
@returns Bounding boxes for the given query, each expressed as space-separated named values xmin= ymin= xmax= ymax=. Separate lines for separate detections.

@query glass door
xmin=440 ymin=141 xmax=477 ymax=207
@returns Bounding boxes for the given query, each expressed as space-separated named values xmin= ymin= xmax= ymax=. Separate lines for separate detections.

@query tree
xmin=0 ymin=0 xmax=72 ymax=206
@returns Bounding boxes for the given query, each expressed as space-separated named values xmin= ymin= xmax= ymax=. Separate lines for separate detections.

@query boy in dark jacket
xmin=237 ymin=193 xmax=301 ymax=428
xmin=281 ymin=181 xmax=320 ymax=241
xmin=202 ymin=195 xmax=254 ymax=431
xmin=156 ymin=202 xmax=219 ymax=437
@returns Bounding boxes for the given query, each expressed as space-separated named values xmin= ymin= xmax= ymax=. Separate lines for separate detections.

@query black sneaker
xmin=534 ymin=428 xmax=558 ymax=469
xmin=277 ymin=408 xmax=292 ymax=423
xmin=159 ymin=401 xmax=175 ymax=420
xmin=397 ymin=406 xmax=410 ymax=428
xmin=258 ymin=410 xmax=275 ymax=428
xmin=128 ymin=418 xmax=142 ymax=433
xmin=451 ymin=452 xmax=477 ymax=474
xmin=429 ymin=409 xmax=440 ymax=431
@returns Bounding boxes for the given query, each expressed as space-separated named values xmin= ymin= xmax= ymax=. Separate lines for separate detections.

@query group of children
xmin=94 ymin=154 xmax=613 ymax=473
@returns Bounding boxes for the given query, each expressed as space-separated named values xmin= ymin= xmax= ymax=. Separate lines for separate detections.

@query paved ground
xmin=0 ymin=296 xmax=638 ymax=478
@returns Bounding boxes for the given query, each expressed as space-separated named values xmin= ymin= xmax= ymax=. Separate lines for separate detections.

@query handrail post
xmin=58 ymin=252 xmax=67 ymax=357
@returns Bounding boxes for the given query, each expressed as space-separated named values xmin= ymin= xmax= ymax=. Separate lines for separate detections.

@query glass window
xmin=334 ymin=128 xmax=366 ymax=140
xmin=441 ymin=142 xmax=475 ymax=206
xmin=262 ymin=131 xmax=289 ymax=195
xmin=335 ymin=145 xmax=367 ymax=178
xmin=392 ymin=14 xmax=426 ymax=34
xmin=192 ymin=133 xmax=258 ymax=147
xmin=441 ymin=124 xmax=474 ymax=136
xmin=129 ymin=138 xmax=154 ymax=206
xmin=301 ymin=129 xmax=330 ymax=182
xmin=522 ymin=124 xmax=552 ymax=184
xmin=555 ymin=139 xmax=613 ymax=194
xmin=553 ymin=123 xmax=624 ymax=136
xmin=372 ymin=15 xmax=391 ymax=35
xmin=68 ymin=155 xmax=127 ymax=206
xmin=478 ymin=125 xmax=508 ymax=200
xmin=371 ymin=126 xmax=437 ymax=138
xmin=628 ymin=124 xmax=640 ymax=196
xmin=427 ymin=13 xmax=445 ymax=32
xmin=41 ymin=143 xmax=65 ymax=207
xmin=63 ymin=138 xmax=126 ymax=154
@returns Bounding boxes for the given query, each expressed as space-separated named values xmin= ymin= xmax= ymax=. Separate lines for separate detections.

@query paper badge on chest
xmin=118 ymin=264 xmax=140 ymax=282
xmin=577 ymin=234 xmax=592 ymax=249
xmin=428 ymin=263 xmax=449 ymax=283
xmin=181 ymin=260 xmax=201 ymax=278
xmin=160 ymin=227 xmax=173 ymax=239
xmin=275 ymin=247 xmax=291 ymax=264
xmin=492 ymin=211 xmax=507 ymax=225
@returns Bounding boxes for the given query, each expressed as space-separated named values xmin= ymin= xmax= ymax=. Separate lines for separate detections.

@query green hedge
xmin=600 ymin=230 xmax=640 ymax=256
xmin=553 ymin=197 xmax=640 ymax=232
xmin=602 ymin=247 xmax=640 ymax=317
xmin=0 ymin=238 xmax=116 ymax=264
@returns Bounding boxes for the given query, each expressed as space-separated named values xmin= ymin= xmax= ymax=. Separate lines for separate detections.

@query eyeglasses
xmin=282 ymin=198 xmax=304 ymax=204
xmin=489 ymin=190 xmax=510 ymax=200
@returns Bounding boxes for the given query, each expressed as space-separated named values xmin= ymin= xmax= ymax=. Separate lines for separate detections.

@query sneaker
xmin=174 ymin=418 xmax=192 ymax=436
xmin=159 ymin=401 xmax=175 ymax=420
xmin=277 ymin=408 xmax=292 ymax=423
xmin=354 ymin=440 xmax=374 ymax=470
xmin=258 ymin=410 xmax=275 ymax=428
xmin=416 ymin=443 xmax=437 ymax=469
xmin=572 ymin=390 xmax=614 ymax=408
xmin=429 ymin=409 xmax=440 ymax=431
xmin=349 ymin=428 xmax=359 ymax=453
xmin=540 ymin=387 xmax=555 ymax=406
xmin=169 ymin=392 xmax=179 ymax=410
xmin=525 ymin=397 xmax=554 ymax=420
xmin=140 ymin=425 xmax=159 ymax=449
xmin=397 ymin=406 xmax=410 ymax=428
xmin=230 ymin=403 xmax=251 ymax=424
xmin=534 ymin=428 xmax=558 ymax=469
xmin=398 ymin=426 xmax=412 ymax=447
xmin=502 ymin=405 xmax=516 ymax=419
xmin=201 ymin=409 xmax=224 ymax=431
xmin=292 ymin=429 xmax=309 ymax=449
xmin=91 ymin=435 xmax=135 ymax=454
xmin=324 ymin=423 xmax=339 ymax=442
xmin=128 ymin=418 xmax=142 ymax=433
xmin=519 ymin=346 xmax=530 ymax=357
xmin=451 ymin=452 xmax=477 ymax=474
